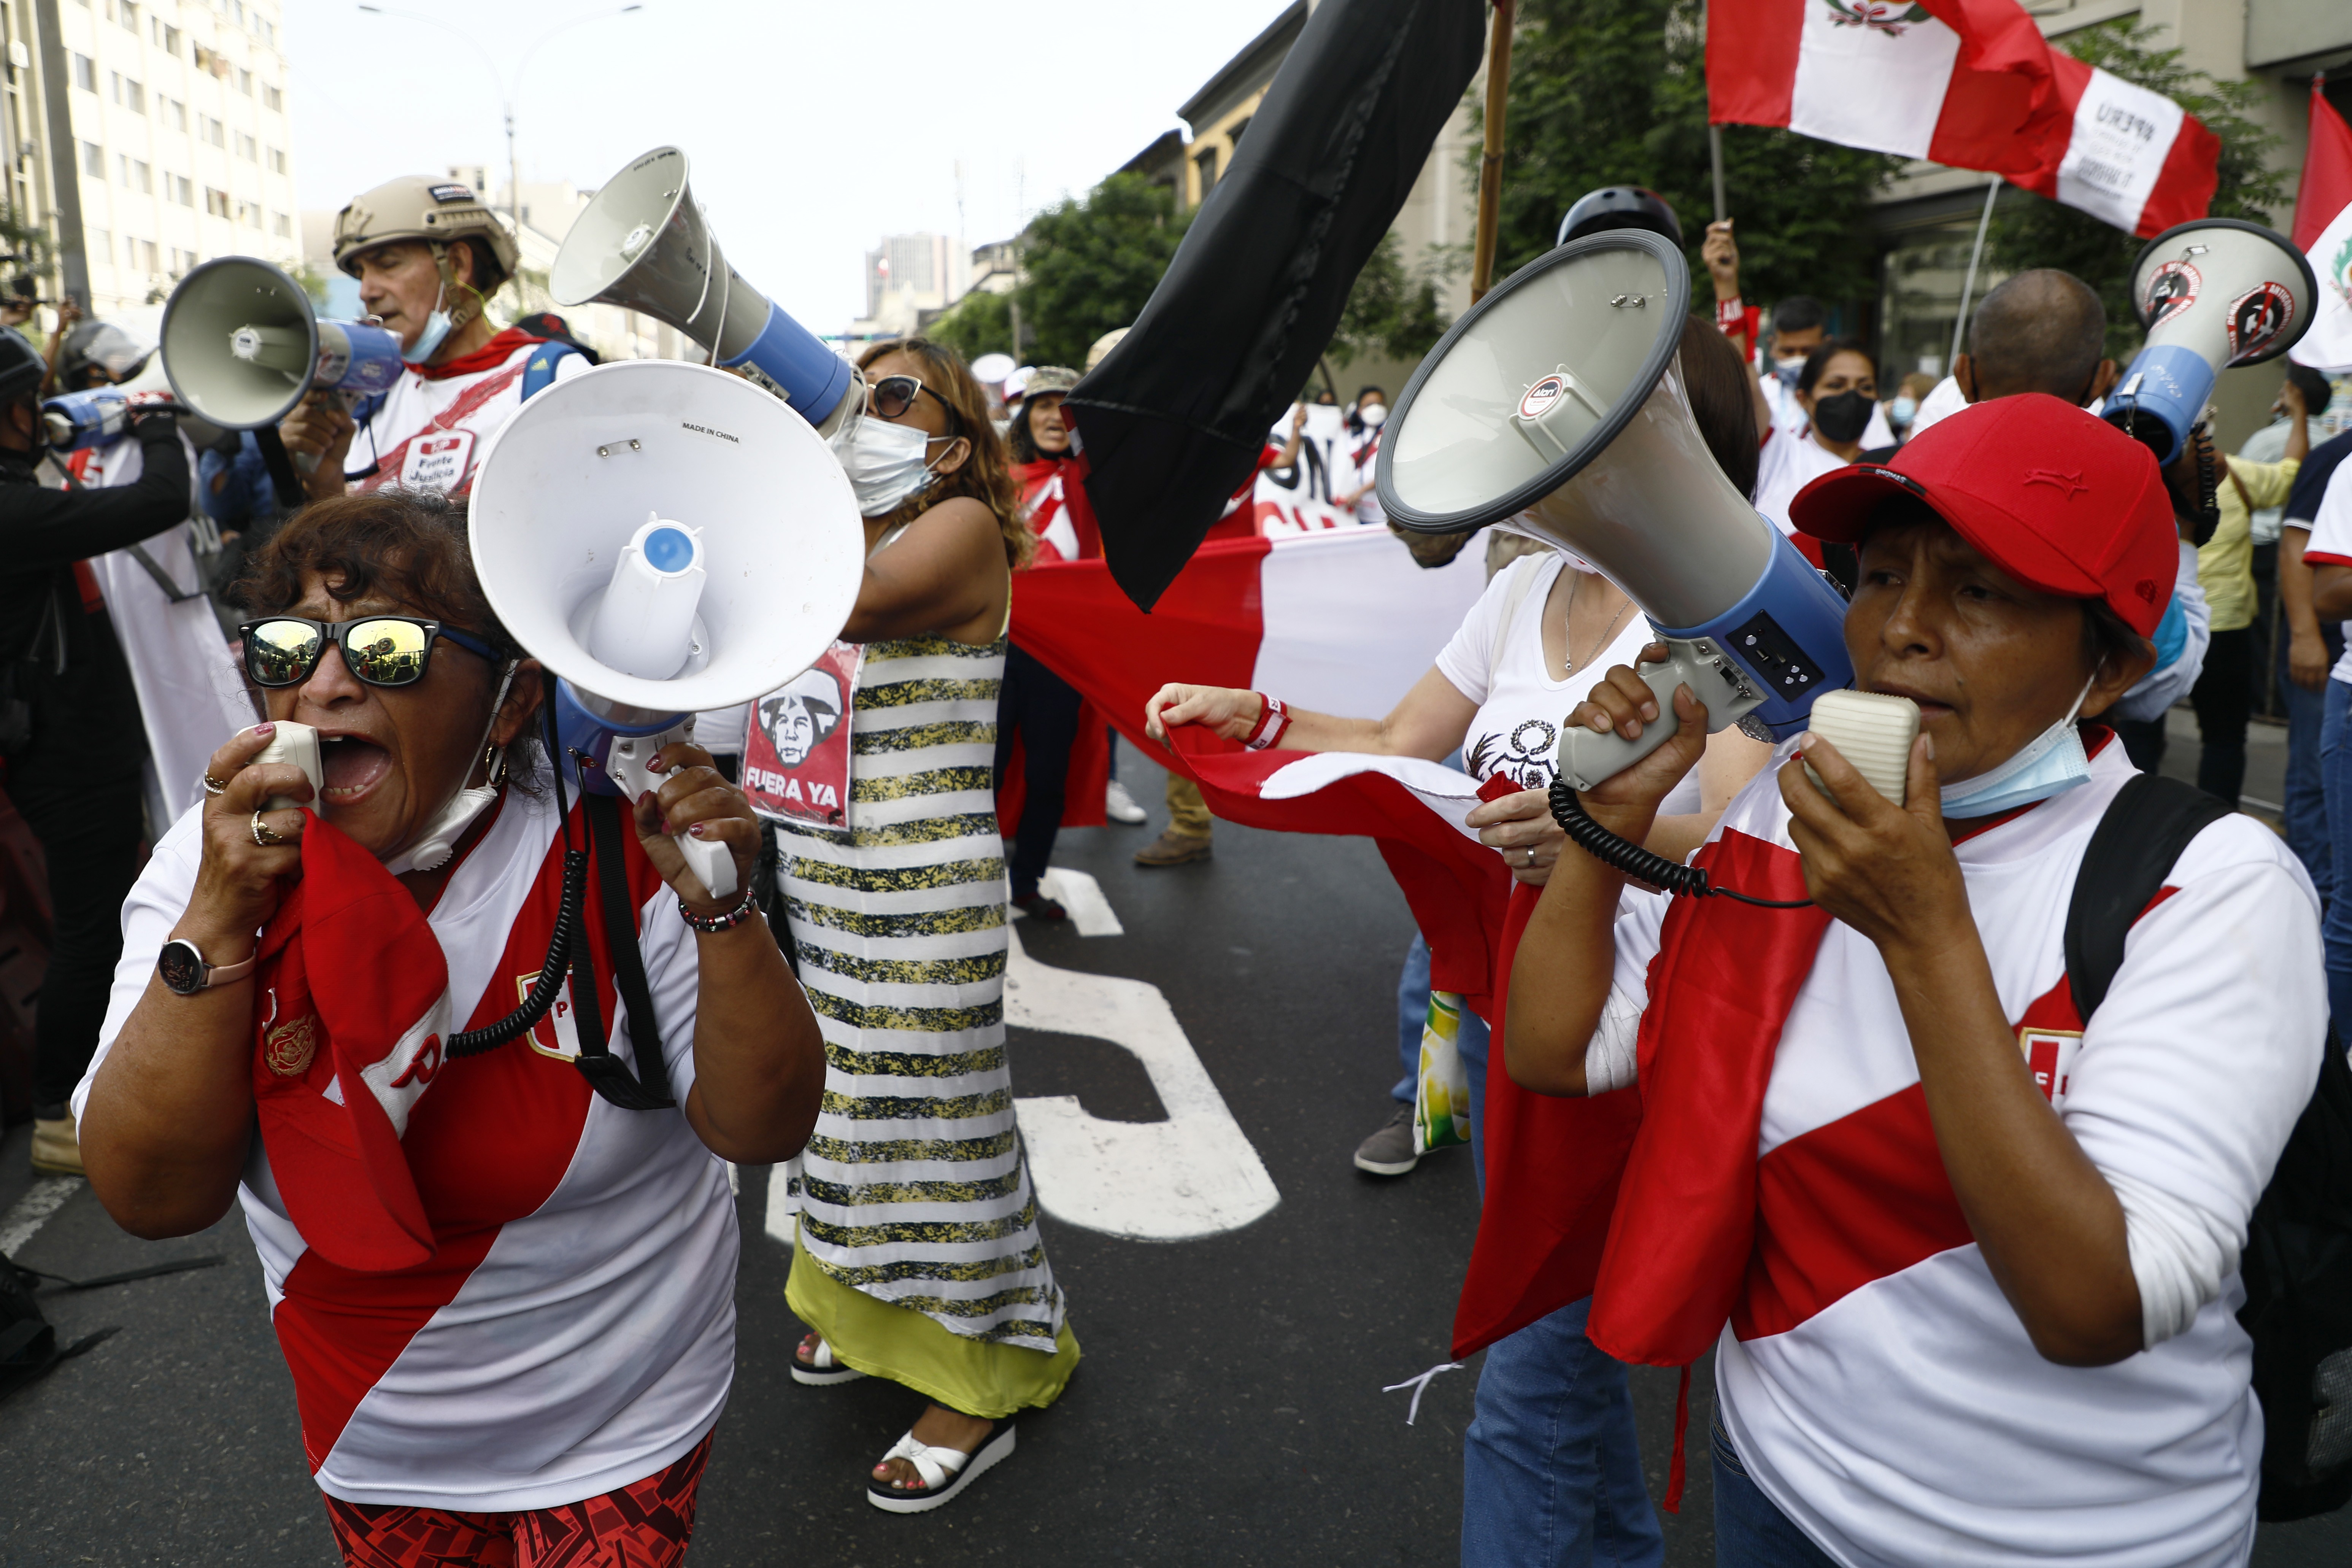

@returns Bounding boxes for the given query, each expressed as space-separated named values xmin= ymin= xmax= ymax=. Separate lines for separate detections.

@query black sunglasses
xmin=867 ymin=373 xmax=962 ymax=433
xmin=239 ymin=616 xmax=502 ymax=689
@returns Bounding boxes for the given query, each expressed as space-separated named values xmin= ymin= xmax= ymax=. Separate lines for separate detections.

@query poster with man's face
xmin=742 ymin=642 xmax=859 ymax=829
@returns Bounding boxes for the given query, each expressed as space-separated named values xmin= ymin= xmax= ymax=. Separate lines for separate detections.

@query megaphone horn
xmin=551 ymin=146 xmax=858 ymax=434
xmin=1377 ymin=228 xmax=1853 ymax=791
xmin=468 ymin=360 xmax=866 ymax=901
xmin=2106 ymin=218 xmax=2319 ymax=465
xmin=159 ymin=257 xmax=404 ymax=435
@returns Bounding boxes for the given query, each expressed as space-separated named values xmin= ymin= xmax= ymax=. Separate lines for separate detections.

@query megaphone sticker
xmin=1519 ymin=374 xmax=1568 ymax=420
xmin=2145 ymin=261 xmax=2200 ymax=329
xmin=2227 ymin=283 xmax=2296 ymax=364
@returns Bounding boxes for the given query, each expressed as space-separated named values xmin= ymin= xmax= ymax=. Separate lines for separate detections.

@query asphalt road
xmin=3 ymin=736 xmax=2347 ymax=1566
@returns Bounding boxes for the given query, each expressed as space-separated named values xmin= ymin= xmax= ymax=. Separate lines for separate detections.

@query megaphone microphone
xmin=469 ymin=359 xmax=865 ymax=902
xmin=1377 ymin=229 xmax=1853 ymax=796
xmin=159 ymin=257 xmax=405 ymax=456
xmin=551 ymin=146 xmax=859 ymax=435
xmin=2104 ymin=218 xmax=2317 ymax=465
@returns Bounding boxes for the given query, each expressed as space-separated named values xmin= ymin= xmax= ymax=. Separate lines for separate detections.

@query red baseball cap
xmin=1788 ymin=394 xmax=2177 ymax=636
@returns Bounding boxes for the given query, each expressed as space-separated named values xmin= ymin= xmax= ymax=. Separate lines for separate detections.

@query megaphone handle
xmin=1557 ymin=641 xmax=1759 ymax=793
xmin=677 ymin=830 xmax=738 ymax=904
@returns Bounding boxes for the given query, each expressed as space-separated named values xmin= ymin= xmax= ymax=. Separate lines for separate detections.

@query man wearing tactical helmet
xmin=278 ymin=176 xmax=587 ymax=502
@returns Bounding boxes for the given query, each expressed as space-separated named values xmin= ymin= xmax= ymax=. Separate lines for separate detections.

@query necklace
xmin=1561 ymin=569 xmax=1636 ymax=676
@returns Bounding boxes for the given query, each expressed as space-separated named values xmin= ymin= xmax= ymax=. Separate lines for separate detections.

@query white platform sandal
xmin=866 ymin=1422 xmax=1016 ymax=1513
xmin=790 ymin=1334 xmax=867 ymax=1387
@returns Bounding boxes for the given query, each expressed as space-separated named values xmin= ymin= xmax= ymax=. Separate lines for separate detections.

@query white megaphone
xmin=159 ymin=257 xmax=406 ymax=434
xmin=468 ymin=359 xmax=865 ymax=901
xmin=551 ymin=147 xmax=860 ymax=435
xmin=1377 ymin=228 xmax=1853 ymax=791
xmin=2106 ymin=218 xmax=2318 ymax=465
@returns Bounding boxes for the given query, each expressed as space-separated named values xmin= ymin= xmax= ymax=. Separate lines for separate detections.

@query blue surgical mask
xmin=402 ymin=281 xmax=454 ymax=367
xmin=1938 ymin=677 xmax=2096 ymax=818
xmin=1890 ymin=396 xmax=1919 ymax=427
xmin=1771 ymin=354 xmax=1806 ymax=388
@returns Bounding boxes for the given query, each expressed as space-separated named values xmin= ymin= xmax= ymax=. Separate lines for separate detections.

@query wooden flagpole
xmin=1470 ymin=0 xmax=1515 ymax=302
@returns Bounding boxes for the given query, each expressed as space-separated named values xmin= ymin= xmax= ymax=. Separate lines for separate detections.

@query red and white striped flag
xmin=1708 ymin=0 xmax=2219 ymax=237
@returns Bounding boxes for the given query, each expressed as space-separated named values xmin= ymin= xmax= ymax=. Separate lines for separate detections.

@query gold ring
xmin=202 ymin=773 xmax=230 ymax=795
xmin=251 ymin=810 xmax=286 ymax=848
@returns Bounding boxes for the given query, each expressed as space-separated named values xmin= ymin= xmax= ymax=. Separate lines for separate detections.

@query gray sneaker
xmin=1353 ymin=1104 xmax=1421 ymax=1176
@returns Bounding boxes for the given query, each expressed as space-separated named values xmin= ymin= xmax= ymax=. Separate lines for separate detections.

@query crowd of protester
xmin=6 ymin=153 xmax=2351 ymax=1568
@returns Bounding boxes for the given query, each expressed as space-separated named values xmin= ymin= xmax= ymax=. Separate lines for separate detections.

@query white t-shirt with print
xmin=1434 ymin=551 xmax=1702 ymax=814
xmin=2296 ymin=460 xmax=2352 ymax=685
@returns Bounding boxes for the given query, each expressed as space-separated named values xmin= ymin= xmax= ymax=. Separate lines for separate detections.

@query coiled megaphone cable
xmin=1547 ymin=779 xmax=1813 ymax=909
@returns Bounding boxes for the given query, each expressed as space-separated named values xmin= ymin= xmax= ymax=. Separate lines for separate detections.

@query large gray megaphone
xmin=551 ymin=146 xmax=859 ymax=434
xmin=1377 ymin=229 xmax=1853 ymax=790
xmin=469 ymin=359 xmax=865 ymax=900
xmin=2106 ymin=218 xmax=2318 ymax=465
xmin=159 ymin=257 xmax=406 ymax=436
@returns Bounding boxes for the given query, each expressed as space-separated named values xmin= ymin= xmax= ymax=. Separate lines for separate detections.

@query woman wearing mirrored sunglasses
xmin=781 ymin=336 xmax=1080 ymax=1512
xmin=71 ymin=489 xmax=826 ymax=1563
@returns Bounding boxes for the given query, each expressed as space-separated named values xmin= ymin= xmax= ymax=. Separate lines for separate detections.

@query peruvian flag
xmin=1708 ymin=0 xmax=2219 ymax=237
xmin=2291 ymin=78 xmax=2352 ymax=374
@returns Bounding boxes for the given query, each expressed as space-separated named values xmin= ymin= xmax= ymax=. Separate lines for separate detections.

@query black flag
xmin=1065 ymin=0 xmax=1487 ymax=610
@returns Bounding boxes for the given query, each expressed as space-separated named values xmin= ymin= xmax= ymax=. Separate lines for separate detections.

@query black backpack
xmin=2066 ymin=773 xmax=2352 ymax=1522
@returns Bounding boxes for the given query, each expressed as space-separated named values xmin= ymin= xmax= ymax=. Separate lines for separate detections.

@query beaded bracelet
xmin=679 ymin=885 xmax=762 ymax=933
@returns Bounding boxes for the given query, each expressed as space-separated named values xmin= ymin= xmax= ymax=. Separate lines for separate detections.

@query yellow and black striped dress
xmin=778 ymin=630 xmax=1069 ymax=1361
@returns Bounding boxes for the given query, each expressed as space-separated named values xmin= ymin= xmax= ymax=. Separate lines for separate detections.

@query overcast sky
xmin=287 ymin=0 xmax=1288 ymax=331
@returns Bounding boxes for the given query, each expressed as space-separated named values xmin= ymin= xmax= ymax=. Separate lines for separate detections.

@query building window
xmin=236 ymin=132 xmax=256 ymax=161
xmin=267 ymin=147 xmax=286 ymax=175
xmin=272 ymin=211 xmax=291 ymax=239
xmin=125 ymin=78 xmax=144 ymax=113
xmin=235 ymin=200 xmax=260 ymax=229
xmin=203 ymin=117 xmax=224 ymax=148
xmin=118 ymin=0 xmax=138 ymax=32
xmin=90 ymin=228 xmax=109 ymax=264
xmin=159 ymin=21 xmax=179 ymax=52
xmin=227 ymin=0 xmax=243 ymax=22
xmin=205 ymin=186 xmax=229 ymax=218
xmin=236 ymin=68 xmax=252 ymax=95
xmin=121 ymin=156 xmax=151 ymax=194
xmin=1194 ymin=146 xmax=1219 ymax=195
xmin=140 ymin=239 xmax=157 ymax=272
xmin=72 ymin=54 xmax=94 ymax=92
xmin=81 ymin=140 xmax=103 ymax=177
xmin=262 ymin=83 xmax=282 ymax=112
xmin=166 ymin=98 xmax=186 ymax=132
xmin=170 ymin=173 xmax=192 ymax=205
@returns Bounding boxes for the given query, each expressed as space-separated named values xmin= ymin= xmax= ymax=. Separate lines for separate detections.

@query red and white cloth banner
xmin=2290 ymin=78 xmax=2352 ymax=375
xmin=1707 ymin=0 xmax=2218 ymax=237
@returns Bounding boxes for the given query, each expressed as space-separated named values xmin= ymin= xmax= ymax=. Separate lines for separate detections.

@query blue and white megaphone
xmin=2106 ymin=218 xmax=2318 ymax=465
xmin=1378 ymin=228 xmax=1852 ymax=790
xmin=43 ymin=386 xmax=153 ymax=451
xmin=469 ymin=359 xmax=865 ymax=901
xmin=159 ymin=256 xmax=405 ymax=437
xmin=551 ymin=146 xmax=860 ymax=434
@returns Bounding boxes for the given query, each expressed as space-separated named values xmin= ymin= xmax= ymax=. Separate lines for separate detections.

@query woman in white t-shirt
xmin=1753 ymin=341 xmax=1879 ymax=536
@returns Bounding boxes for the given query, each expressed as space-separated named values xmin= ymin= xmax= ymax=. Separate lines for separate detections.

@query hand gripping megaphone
xmin=550 ymin=146 xmax=859 ymax=435
xmin=1376 ymin=229 xmax=1853 ymax=791
xmin=2105 ymin=219 xmax=2318 ymax=465
xmin=468 ymin=359 xmax=865 ymax=901
xmin=159 ymin=256 xmax=405 ymax=434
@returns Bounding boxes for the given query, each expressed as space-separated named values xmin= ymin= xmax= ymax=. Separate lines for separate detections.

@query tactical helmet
xmin=0 ymin=326 xmax=44 ymax=404
xmin=1023 ymin=365 xmax=1080 ymax=399
xmin=60 ymin=320 xmax=153 ymax=388
xmin=1556 ymin=186 xmax=1684 ymax=250
xmin=332 ymin=175 xmax=519 ymax=287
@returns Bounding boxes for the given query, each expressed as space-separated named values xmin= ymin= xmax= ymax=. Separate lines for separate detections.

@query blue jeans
xmin=2283 ymin=628 xmax=2340 ymax=906
xmin=1461 ymin=1297 xmax=1663 ymax=1568
xmin=1712 ymin=1421 xmax=1837 ymax=1568
xmin=1394 ymin=934 xmax=1494 ymax=1186
xmin=2322 ymin=678 xmax=2352 ymax=1024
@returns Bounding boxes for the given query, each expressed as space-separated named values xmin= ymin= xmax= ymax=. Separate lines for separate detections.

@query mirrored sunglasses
xmin=239 ymin=616 xmax=500 ymax=689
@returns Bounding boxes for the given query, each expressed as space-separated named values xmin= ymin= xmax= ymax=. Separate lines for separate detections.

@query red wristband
xmin=1715 ymin=296 xmax=1745 ymax=332
xmin=1245 ymin=693 xmax=1291 ymax=750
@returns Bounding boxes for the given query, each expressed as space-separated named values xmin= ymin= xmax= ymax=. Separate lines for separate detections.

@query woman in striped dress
xmin=778 ymin=337 xmax=1078 ymax=1512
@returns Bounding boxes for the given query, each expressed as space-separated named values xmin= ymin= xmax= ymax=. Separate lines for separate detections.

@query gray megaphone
xmin=1377 ymin=228 xmax=1853 ymax=790
xmin=551 ymin=146 xmax=859 ymax=434
xmin=2105 ymin=218 xmax=2318 ymax=465
xmin=159 ymin=257 xmax=407 ymax=434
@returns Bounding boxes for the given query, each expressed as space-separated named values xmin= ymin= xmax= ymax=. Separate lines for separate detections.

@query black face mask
xmin=1811 ymin=389 xmax=1874 ymax=444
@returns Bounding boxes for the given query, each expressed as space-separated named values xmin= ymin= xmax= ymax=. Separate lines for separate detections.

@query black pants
xmin=14 ymin=615 xmax=149 ymax=1114
xmin=993 ymin=644 xmax=1082 ymax=902
xmin=2191 ymin=626 xmax=2256 ymax=807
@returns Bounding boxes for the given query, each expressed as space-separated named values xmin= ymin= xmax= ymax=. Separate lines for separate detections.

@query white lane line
xmin=1039 ymin=867 xmax=1123 ymax=936
xmin=1008 ymin=923 xmax=1280 ymax=1242
xmin=0 ymin=1176 xmax=84 ymax=1258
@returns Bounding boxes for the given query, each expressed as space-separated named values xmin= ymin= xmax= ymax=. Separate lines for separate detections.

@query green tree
xmin=1331 ymin=232 xmax=1455 ymax=365
xmin=929 ymin=286 xmax=1013 ymax=362
xmin=1018 ymin=172 xmax=1193 ymax=367
xmin=1476 ymin=0 xmax=1903 ymax=314
xmin=1984 ymin=21 xmax=2292 ymax=360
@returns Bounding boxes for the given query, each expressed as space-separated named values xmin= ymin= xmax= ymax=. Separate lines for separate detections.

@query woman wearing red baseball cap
xmin=1503 ymin=395 xmax=2326 ymax=1566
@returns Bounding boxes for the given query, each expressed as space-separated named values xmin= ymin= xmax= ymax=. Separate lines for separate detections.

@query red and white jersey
xmin=78 ymin=774 xmax=732 ymax=1513
xmin=1605 ymin=738 xmax=2323 ymax=1566
xmin=342 ymin=329 xmax=591 ymax=499
xmin=2295 ymin=459 xmax=2352 ymax=685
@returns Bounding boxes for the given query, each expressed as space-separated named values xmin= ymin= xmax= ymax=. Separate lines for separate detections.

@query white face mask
xmin=383 ymin=663 xmax=517 ymax=875
xmin=1359 ymin=402 xmax=1388 ymax=427
xmin=1937 ymin=674 xmax=2097 ymax=818
xmin=402 ymin=279 xmax=454 ymax=367
xmin=831 ymin=412 xmax=948 ymax=518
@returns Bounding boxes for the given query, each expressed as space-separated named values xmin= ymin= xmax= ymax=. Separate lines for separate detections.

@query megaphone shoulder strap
xmin=581 ymin=791 xmax=675 ymax=1109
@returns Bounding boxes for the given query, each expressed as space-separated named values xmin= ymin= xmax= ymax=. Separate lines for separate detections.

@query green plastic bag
xmin=1414 ymin=990 xmax=1473 ymax=1154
